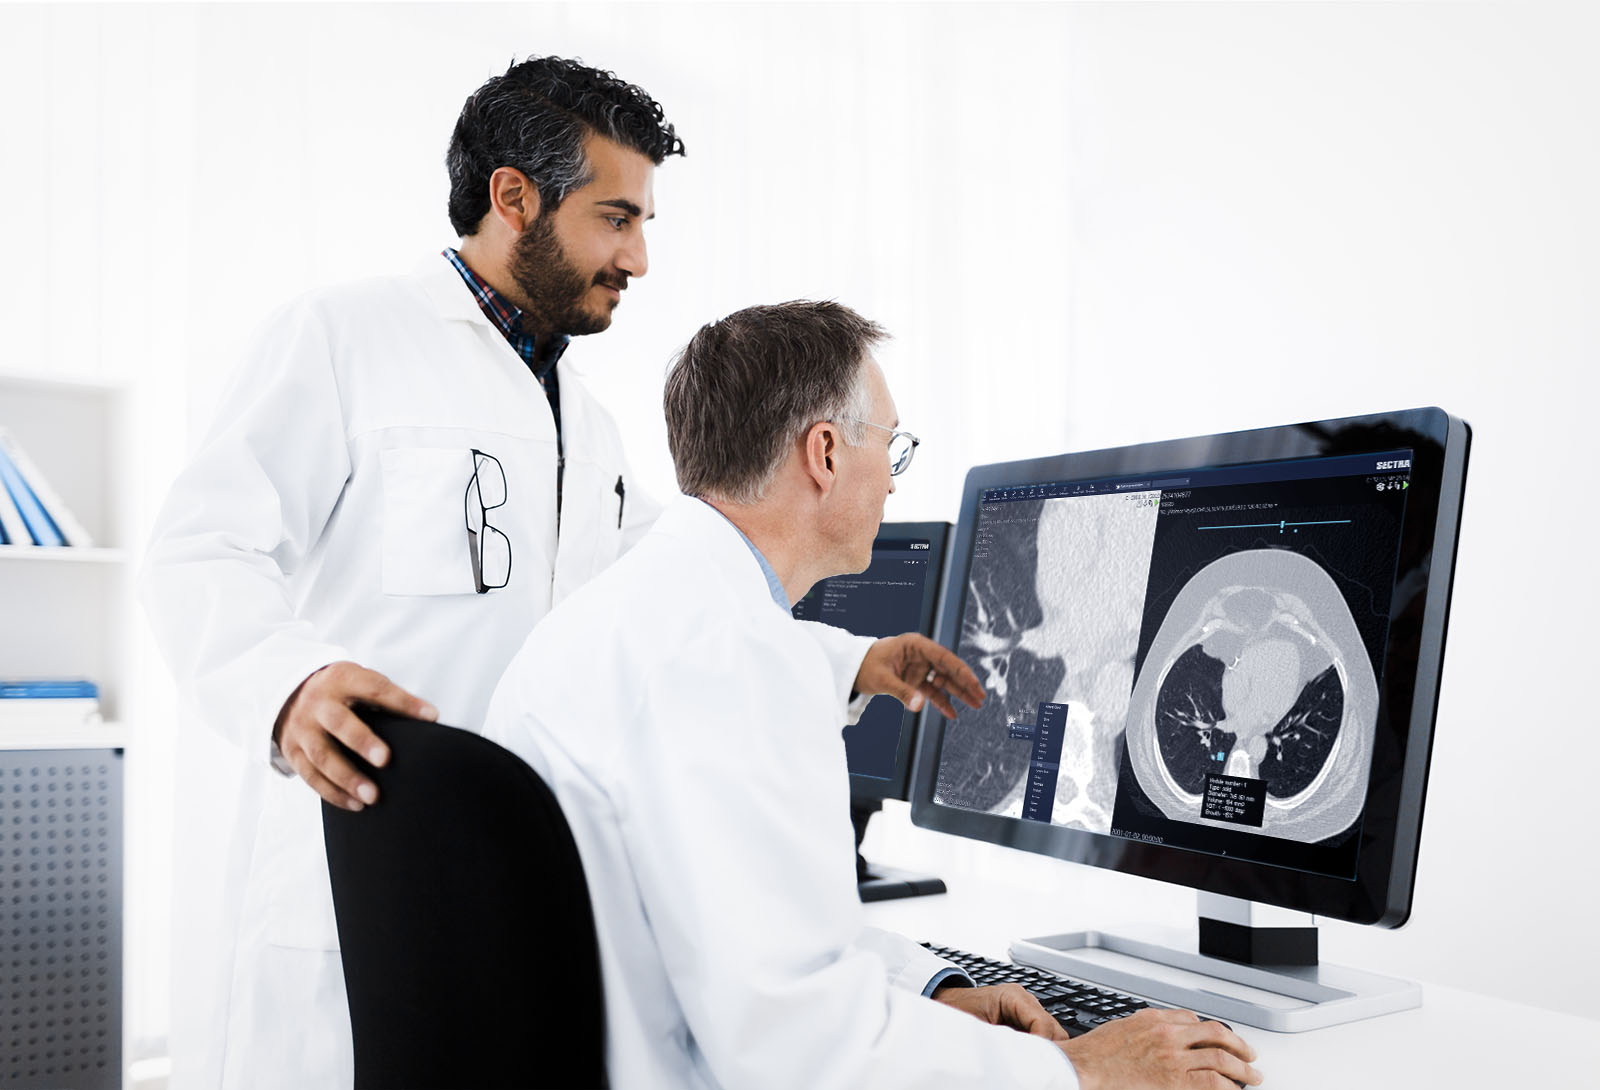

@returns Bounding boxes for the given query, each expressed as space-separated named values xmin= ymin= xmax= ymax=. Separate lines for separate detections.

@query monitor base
xmin=857 ymin=863 xmax=947 ymax=903
xmin=851 ymin=799 xmax=945 ymax=901
xmin=1010 ymin=896 xmax=1420 ymax=1032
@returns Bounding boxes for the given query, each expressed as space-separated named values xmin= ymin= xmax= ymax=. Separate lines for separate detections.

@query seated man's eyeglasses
xmin=837 ymin=418 xmax=920 ymax=476
xmin=464 ymin=449 xmax=512 ymax=593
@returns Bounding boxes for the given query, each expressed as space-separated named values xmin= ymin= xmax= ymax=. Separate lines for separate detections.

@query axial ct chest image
xmin=1124 ymin=549 xmax=1378 ymax=845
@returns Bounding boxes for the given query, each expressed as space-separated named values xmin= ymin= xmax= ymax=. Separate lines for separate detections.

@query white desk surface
xmin=864 ymin=868 xmax=1593 ymax=1088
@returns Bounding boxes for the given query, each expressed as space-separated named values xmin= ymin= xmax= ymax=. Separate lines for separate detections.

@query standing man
xmin=141 ymin=58 xmax=965 ymax=1089
xmin=483 ymin=301 xmax=1263 ymax=1089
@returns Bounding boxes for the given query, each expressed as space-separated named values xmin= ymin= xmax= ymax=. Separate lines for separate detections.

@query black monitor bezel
xmin=908 ymin=407 xmax=1470 ymax=927
xmin=840 ymin=520 xmax=951 ymax=803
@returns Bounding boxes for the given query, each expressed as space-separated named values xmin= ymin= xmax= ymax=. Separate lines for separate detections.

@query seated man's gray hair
xmin=663 ymin=301 xmax=887 ymax=505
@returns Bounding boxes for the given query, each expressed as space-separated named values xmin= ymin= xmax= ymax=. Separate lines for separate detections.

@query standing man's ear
xmin=487 ymin=167 xmax=542 ymax=231
xmin=802 ymin=421 xmax=841 ymax=497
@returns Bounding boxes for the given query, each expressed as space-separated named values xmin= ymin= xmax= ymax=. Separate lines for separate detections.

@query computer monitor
xmin=908 ymin=407 xmax=1470 ymax=1030
xmin=792 ymin=521 xmax=951 ymax=901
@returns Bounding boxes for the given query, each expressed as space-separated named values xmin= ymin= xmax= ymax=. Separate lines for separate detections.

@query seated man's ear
xmin=802 ymin=420 xmax=841 ymax=495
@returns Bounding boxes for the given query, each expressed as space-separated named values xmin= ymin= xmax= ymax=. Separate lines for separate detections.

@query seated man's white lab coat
xmin=483 ymin=494 xmax=1077 ymax=1089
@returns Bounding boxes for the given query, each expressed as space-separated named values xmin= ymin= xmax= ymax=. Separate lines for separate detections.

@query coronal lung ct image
xmin=936 ymin=491 xmax=1160 ymax=833
xmin=1121 ymin=549 xmax=1378 ymax=844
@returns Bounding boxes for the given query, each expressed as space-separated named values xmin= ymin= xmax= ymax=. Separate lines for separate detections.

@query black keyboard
xmin=922 ymin=942 xmax=1158 ymax=1038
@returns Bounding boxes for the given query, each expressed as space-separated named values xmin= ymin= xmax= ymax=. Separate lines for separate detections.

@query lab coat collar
xmin=412 ymin=251 xmax=496 ymax=326
xmin=651 ymin=495 xmax=786 ymax=616
xmin=417 ymin=253 xmax=582 ymax=386
xmin=702 ymin=501 xmax=792 ymax=612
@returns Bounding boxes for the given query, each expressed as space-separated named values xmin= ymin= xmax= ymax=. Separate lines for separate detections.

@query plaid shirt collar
xmin=442 ymin=247 xmax=569 ymax=380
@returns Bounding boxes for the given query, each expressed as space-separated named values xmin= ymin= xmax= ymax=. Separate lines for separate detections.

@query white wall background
xmin=2 ymin=0 xmax=1595 ymax=1061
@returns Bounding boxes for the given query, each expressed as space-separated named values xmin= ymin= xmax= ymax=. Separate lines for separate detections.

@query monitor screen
xmin=910 ymin=407 xmax=1469 ymax=925
xmin=793 ymin=521 xmax=949 ymax=801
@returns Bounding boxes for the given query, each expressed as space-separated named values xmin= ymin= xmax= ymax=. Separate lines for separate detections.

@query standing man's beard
xmin=508 ymin=211 xmax=620 ymax=337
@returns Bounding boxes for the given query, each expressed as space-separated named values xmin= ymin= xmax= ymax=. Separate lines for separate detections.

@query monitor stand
xmin=1009 ymin=892 xmax=1420 ymax=1032
xmin=851 ymin=800 xmax=946 ymax=903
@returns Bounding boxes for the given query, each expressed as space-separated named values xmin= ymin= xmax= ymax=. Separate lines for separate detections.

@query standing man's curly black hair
xmin=446 ymin=56 xmax=685 ymax=237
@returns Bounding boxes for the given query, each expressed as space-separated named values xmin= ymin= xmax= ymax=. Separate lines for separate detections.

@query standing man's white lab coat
xmin=140 ymin=254 xmax=873 ymax=1088
xmin=483 ymin=495 xmax=1078 ymax=1089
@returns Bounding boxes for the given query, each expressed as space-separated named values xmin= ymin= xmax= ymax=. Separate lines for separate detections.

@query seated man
xmin=483 ymin=301 xmax=1262 ymax=1089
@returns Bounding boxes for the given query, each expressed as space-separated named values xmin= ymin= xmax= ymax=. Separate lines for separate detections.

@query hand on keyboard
xmin=1061 ymin=1007 xmax=1262 ymax=1090
xmin=932 ymin=982 xmax=1072 ymax=1042
xmin=921 ymin=943 xmax=1261 ymax=1087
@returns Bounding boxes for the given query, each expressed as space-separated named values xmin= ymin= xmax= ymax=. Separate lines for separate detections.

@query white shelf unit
xmin=0 ymin=723 xmax=130 ymax=750
xmin=0 ymin=369 xmax=132 ymax=1090
xmin=0 ymin=546 xmax=130 ymax=564
xmin=0 ymin=370 xmax=133 ymax=720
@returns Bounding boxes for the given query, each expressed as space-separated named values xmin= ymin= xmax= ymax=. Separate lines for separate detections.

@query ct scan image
xmin=1121 ymin=548 xmax=1379 ymax=843
xmin=937 ymin=490 xmax=1160 ymax=833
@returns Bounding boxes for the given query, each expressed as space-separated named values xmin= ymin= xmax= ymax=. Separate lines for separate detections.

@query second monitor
xmin=791 ymin=521 xmax=950 ymax=901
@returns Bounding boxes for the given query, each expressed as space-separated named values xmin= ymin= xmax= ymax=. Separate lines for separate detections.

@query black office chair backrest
xmin=322 ymin=711 xmax=606 ymax=1089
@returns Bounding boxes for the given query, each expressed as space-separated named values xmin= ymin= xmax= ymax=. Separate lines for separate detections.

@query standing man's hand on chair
xmin=272 ymin=661 xmax=438 ymax=810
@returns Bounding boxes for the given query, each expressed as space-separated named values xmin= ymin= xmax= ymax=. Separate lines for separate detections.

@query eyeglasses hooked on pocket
xmin=380 ymin=446 xmax=489 ymax=597
xmin=466 ymin=449 xmax=512 ymax=593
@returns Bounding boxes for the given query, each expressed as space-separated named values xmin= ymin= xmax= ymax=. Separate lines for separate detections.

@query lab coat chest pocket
xmin=380 ymin=447 xmax=477 ymax=596
xmin=586 ymin=460 xmax=627 ymax=576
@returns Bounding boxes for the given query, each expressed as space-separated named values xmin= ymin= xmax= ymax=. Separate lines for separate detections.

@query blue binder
xmin=0 ymin=444 xmax=64 ymax=546
xmin=0 ymin=679 xmax=100 ymax=700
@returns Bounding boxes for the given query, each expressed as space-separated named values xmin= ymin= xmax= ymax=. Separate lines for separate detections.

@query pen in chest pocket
xmin=614 ymin=475 xmax=626 ymax=528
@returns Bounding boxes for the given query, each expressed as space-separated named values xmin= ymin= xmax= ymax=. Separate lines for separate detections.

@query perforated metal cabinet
xmin=1 ymin=747 xmax=123 ymax=1090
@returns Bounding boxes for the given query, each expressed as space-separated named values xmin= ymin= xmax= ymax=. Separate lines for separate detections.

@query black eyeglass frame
xmin=464 ymin=448 xmax=512 ymax=594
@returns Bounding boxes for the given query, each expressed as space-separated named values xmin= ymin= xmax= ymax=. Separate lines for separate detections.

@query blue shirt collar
xmin=698 ymin=499 xmax=792 ymax=612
